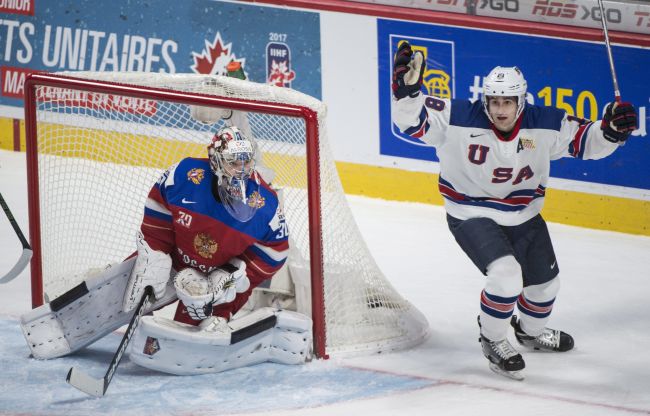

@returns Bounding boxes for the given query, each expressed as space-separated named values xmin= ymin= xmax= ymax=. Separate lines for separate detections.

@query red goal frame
xmin=23 ymin=72 xmax=330 ymax=359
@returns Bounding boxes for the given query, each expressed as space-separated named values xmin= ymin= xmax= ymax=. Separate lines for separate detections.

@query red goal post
xmin=23 ymin=71 xmax=428 ymax=359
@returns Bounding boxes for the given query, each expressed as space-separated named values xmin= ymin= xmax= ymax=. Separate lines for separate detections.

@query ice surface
xmin=1 ymin=149 xmax=649 ymax=415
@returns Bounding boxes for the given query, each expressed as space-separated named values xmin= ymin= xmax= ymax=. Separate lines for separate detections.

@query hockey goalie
xmin=20 ymin=115 xmax=313 ymax=375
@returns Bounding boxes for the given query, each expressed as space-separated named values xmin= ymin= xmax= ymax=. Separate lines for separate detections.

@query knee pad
xmin=485 ymin=255 xmax=523 ymax=298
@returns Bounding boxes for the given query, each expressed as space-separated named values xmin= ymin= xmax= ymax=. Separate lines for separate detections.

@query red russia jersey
xmin=140 ymin=157 xmax=289 ymax=285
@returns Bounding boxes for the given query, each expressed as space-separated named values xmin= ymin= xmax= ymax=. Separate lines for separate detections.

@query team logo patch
xmin=247 ymin=191 xmax=266 ymax=208
xmin=143 ymin=336 xmax=160 ymax=356
xmin=194 ymin=232 xmax=218 ymax=259
xmin=517 ymin=137 xmax=536 ymax=153
xmin=187 ymin=168 xmax=205 ymax=184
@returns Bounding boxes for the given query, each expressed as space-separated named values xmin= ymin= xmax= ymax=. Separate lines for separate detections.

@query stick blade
xmin=0 ymin=248 xmax=33 ymax=284
xmin=66 ymin=367 xmax=107 ymax=397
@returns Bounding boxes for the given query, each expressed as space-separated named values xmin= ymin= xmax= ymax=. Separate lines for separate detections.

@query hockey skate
xmin=477 ymin=316 xmax=525 ymax=380
xmin=510 ymin=315 xmax=574 ymax=352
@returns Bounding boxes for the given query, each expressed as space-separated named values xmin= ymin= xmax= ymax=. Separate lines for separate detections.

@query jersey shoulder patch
xmin=256 ymin=181 xmax=280 ymax=218
xmin=162 ymin=158 xmax=211 ymax=203
xmin=253 ymin=181 xmax=287 ymax=239
xmin=173 ymin=158 xmax=211 ymax=187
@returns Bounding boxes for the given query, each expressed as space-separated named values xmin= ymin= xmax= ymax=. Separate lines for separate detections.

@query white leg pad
xmin=128 ymin=307 xmax=312 ymax=375
xmin=20 ymin=257 xmax=177 ymax=359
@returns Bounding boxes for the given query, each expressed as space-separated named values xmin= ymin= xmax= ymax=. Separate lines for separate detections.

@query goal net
xmin=24 ymin=71 xmax=429 ymax=358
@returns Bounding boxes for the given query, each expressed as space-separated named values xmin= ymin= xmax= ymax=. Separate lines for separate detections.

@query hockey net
xmin=24 ymin=72 xmax=428 ymax=358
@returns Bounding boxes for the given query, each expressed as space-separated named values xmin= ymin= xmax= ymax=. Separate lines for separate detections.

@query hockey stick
xmin=597 ymin=0 xmax=621 ymax=102
xmin=66 ymin=286 xmax=154 ymax=397
xmin=0 ymin=192 xmax=32 ymax=284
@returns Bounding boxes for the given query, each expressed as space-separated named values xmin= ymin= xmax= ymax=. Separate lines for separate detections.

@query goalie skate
xmin=510 ymin=315 xmax=574 ymax=352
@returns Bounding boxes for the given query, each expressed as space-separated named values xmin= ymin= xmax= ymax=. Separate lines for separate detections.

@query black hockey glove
xmin=392 ymin=41 xmax=425 ymax=100
xmin=601 ymin=101 xmax=637 ymax=143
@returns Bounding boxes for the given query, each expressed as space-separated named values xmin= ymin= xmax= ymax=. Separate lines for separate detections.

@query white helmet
xmin=207 ymin=125 xmax=260 ymax=222
xmin=482 ymin=66 xmax=527 ymax=122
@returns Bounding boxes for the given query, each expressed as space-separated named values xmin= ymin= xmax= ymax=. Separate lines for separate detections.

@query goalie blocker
xmin=129 ymin=307 xmax=312 ymax=375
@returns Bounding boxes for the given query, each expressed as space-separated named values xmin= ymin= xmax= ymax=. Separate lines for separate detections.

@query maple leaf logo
xmin=190 ymin=33 xmax=246 ymax=76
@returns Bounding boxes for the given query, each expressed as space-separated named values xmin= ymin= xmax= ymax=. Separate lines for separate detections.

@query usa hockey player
xmin=21 ymin=125 xmax=312 ymax=375
xmin=391 ymin=41 xmax=637 ymax=380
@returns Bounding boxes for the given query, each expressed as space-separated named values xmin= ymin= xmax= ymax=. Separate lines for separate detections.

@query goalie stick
xmin=66 ymin=286 xmax=154 ymax=397
xmin=0 ymin=192 xmax=32 ymax=284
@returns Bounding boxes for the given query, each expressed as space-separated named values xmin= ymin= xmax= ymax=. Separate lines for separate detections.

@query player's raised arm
xmin=390 ymin=41 xmax=449 ymax=146
xmin=552 ymin=101 xmax=638 ymax=161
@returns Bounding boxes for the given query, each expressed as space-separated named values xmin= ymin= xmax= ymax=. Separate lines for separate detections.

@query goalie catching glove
xmin=392 ymin=41 xmax=425 ymax=100
xmin=601 ymin=101 xmax=637 ymax=143
xmin=122 ymin=230 xmax=173 ymax=312
xmin=174 ymin=258 xmax=250 ymax=321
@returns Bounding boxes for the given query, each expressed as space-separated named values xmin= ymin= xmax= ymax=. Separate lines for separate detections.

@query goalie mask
xmin=482 ymin=66 xmax=528 ymax=123
xmin=208 ymin=126 xmax=261 ymax=222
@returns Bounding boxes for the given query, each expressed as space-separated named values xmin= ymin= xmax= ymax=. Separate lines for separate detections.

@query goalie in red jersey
xmin=22 ymin=124 xmax=312 ymax=375
xmin=122 ymin=125 xmax=289 ymax=323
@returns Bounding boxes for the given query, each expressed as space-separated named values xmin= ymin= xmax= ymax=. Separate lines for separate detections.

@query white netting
xmin=29 ymin=72 xmax=428 ymax=356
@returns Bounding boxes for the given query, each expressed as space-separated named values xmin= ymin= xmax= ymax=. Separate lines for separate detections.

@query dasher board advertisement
xmin=378 ymin=18 xmax=649 ymax=190
xmin=0 ymin=0 xmax=322 ymax=105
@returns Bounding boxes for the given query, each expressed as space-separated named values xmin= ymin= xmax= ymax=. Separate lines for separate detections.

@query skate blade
xmin=488 ymin=363 xmax=524 ymax=381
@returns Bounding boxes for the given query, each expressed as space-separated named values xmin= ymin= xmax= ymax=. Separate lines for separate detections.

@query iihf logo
xmin=266 ymin=42 xmax=295 ymax=87
xmin=191 ymin=33 xmax=246 ymax=76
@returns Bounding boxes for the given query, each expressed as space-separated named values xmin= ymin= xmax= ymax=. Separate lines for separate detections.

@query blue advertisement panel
xmin=378 ymin=19 xmax=650 ymax=190
xmin=0 ymin=0 xmax=321 ymax=105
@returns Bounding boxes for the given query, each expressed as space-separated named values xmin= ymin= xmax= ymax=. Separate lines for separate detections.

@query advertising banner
xmin=0 ymin=0 xmax=321 ymax=107
xmin=378 ymin=18 xmax=649 ymax=190
xmin=358 ymin=0 xmax=650 ymax=35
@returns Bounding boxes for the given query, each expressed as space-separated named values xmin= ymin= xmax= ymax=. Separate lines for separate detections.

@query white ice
xmin=1 ymin=148 xmax=649 ymax=416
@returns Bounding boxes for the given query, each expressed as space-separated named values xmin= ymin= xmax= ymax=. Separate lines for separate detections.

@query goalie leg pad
xmin=20 ymin=257 xmax=177 ymax=360
xmin=128 ymin=307 xmax=312 ymax=375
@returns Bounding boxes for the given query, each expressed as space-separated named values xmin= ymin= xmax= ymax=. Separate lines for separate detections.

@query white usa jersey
xmin=392 ymin=93 xmax=619 ymax=226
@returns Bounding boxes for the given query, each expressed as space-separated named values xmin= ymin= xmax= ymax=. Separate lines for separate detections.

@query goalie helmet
xmin=207 ymin=125 xmax=260 ymax=222
xmin=482 ymin=66 xmax=528 ymax=123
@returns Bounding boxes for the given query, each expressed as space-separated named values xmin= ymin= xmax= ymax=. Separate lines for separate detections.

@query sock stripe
xmin=480 ymin=290 xmax=517 ymax=319
xmin=517 ymin=294 xmax=554 ymax=318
